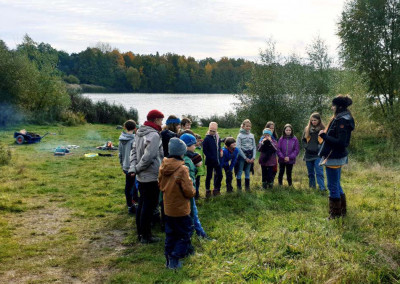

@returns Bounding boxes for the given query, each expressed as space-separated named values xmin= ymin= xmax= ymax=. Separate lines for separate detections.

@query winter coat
xmin=236 ymin=129 xmax=256 ymax=160
xmin=129 ymin=125 xmax=164 ymax=183
xmin=202 ymin=134 xmax=221 ymax=166
xmin=258 ymin=139 xmax=278 ymax=167
xmin=220 ymin=147 xmax=239 ymax=172
xmin=302 ymin=128 xmax=324 ymax=161
xmin=160 ymin=129 xmax=177 ymax=157
xmin=159 ymin=157 xmax=195 ymax=217
xmin=118 ymin=132 xmax=135 ymax=172
xmin=319 ymin=111 xmax=355 ymax=159
xmin=277 ymin=136 xmax=300 ymax=164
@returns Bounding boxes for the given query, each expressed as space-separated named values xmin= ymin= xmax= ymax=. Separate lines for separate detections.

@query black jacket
xmin=319 ymin=111 xmax=355 ymax=159
xmin=161 ymin=130 xmax=177 ymax=157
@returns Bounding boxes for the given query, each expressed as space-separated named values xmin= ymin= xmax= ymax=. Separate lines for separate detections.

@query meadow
xmin=0 ymin=124 xmax=399 ymax=283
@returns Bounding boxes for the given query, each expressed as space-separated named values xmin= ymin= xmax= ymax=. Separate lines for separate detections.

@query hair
xmin=224 ymin=137 xmax=236 ymax=147
xmin=178 ymin=129 xmax=195 ymax=137
xmin=304 ymin=113 xmax=325 ymax=139
xmin=264 ymin=121 xmax=277 ymax=138
xmin=327 ymin=94 xmax=353 ymax=128
xmin=281 ymin=124 xmax=294 ymax=138
xmin=124 ymin=120 xmax=137 ymax=131
xmin=181 ymin=118 xmax=192 ymax=127
xmin=241 ymin=119 xmax=252 ymax=128
xmin=166 ymin=115 xmax=180 ymax=133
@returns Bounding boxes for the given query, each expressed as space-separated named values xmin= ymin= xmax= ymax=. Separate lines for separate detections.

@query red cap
xmin=146 ymin=109 xmax=164 ymax=121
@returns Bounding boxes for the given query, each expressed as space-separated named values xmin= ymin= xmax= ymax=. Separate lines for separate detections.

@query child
xmin=221 ymin=137 xmax=239 ymax=193
xmin=236 ymin=119 xmax=256 ymax=191
xmin=302 ymin=113 xmax=326 ymax=190
xmin=181 ymin=117 xmax=192 ymax=131
xmin=159 ymin=138 xmax=196 ymax=269
xmin=118 ymin=120 xmax=138 ymax=214
xmin=180 ymin=133 xmax=208 ymax=238
xmin=202 ymin=122 xmax=223 ymax=197
xmin=258 ymin=128 xmax=278 ymax=189
xmin=277 ymin=124 xmax=300 ymax=186
xmin=161 ymin=115 xmax=181 ymax=157
xmin=194 ymin=134 xmax=205 ymax=199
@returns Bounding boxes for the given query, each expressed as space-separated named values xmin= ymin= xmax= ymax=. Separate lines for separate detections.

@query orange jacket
xmin=158 ymin=157 xmax=196 ymax=217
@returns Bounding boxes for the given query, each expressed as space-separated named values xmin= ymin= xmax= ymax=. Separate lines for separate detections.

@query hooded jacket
xmin=118 ymin=132 xmax=135 ymax=172
xmin=158 ymin=157 xmax=196 ymax=217
xmin=129 ymin=125 xmax=164 ymax=182
xmin=319 ymin=111 xmax=355 ymax=159
xmin=160 ymin=129 xmax=177 ymax=157
xmin=236 ymin=129 xmax=256 ymax=160
xmin=277 ymin=136 xmax=300 ymax=164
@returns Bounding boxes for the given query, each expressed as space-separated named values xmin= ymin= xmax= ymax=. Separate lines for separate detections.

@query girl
xmin=319 ymin=95 xmax=355 ymax=219
xmin=277 ymin=124 xmax=300 ymax=186
xmin=161 ymin=115 xmax=181 ymax=157
xmin=302 ymin=113 xmax=326 ymax=190
xmin=236 ymin=119 xmax=256 ymax=191
xmin=258 ymin=128 xmax=278 ymax=189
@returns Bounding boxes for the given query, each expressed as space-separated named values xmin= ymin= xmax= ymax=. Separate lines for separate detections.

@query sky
xmin=0 ymin=0 xmax=347 ymax=61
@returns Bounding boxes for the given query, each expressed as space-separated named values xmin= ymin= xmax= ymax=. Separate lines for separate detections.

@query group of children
xmin=118 ymin=111 xmax=328 ymax=269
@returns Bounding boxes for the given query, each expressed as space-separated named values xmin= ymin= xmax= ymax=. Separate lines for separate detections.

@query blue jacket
xmin=220 ymin=147 xmax=239 ymax=172
xmin=202 ymin=134 xmax=221 ymax=166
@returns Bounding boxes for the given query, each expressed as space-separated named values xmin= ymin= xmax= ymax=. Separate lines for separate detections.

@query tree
xmin=338 ymin=0 xmax=400 ymax=124
xmin=126 ymin=67 xmax=141 ymax=91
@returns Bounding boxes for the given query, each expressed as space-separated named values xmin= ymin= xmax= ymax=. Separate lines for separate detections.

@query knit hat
xmin=180 ymin=133 xmax=196 ymax=147
xmin=147 ymin=109 xmax=164 ymax=121
xmin=168 ymin=138 xmax=187 ymax=156
xmin=166 ymin=118 xmax=181 ymax=125
xmin=332 ymin=95 xmax=352 ymax=108
xmin=263 ymin=128 xmax=273 ymax=136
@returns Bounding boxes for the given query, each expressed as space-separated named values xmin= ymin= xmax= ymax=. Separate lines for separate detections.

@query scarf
xmin=144 ymin=121 xmax=162 ymax=132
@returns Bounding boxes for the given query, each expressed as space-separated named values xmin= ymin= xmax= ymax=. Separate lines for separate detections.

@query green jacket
xmin=194 ymin=147 xmax=206 ymax=177
xmin=183 ymin=155 xmax=196 ymax=217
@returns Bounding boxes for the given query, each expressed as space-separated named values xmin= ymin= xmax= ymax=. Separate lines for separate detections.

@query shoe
xmin=168 ymin=257 xmax=182 ymax=270
xmin=340 ymin=194 xmax=347 ymax=217
xmin=262 ymin=182 xmax=268 ymax=189
xmin=236 ymin=179 xmax=242 ymax=191
xmin=245 ymin=179 xmax=250 ymax=191
xmin=140 ymin=236 xmax=161 ymax=244
xmin=128 ymin=206 xmax=136 ymax=215
xmin=226 ymin=184 xmax=233 ymax=193
xmin=328 ymin=197 xmax=342 ymax=220
xmin=212 ymin=189 xmax=220 ymax=196
xmin=205 ymin=190 xmax=212 ymax=198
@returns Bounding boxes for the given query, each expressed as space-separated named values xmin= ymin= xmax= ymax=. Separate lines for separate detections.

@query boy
xmin=181 ymin=117 xmax=192 ymax=131
xmin=221 ymin=137 xmax=239 ymax=193
xmin=118 ymin=120 xmax=138 ymax=214
xmin=159 ymin=138 xmax=196 ymax=269
xmin=194 ymin=134 xmax=205 ymax=199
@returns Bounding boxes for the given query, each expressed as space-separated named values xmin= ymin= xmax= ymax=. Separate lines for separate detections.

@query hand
xmin=245 ymin=158 xmax=250 ymax=163
xmin=130 ymin=172 xmax=136 ymax=177
xmin=284 ymin=157 xmax=289 ymax=162
xmin=318 ymin=130 xmax=325 ymax=136
xmin=250 ymin=158 xmax=255 ymax=164
xmin=220 ymin=150 xmax=223 ymax=158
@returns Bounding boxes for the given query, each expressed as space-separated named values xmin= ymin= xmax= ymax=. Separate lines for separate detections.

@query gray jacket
xmin=118 ymin=132 xmax=135 ymax=172
xmin=129 ymin=125 xmax=164 ymax=183
xmin=236 ymin=129 xmax=256 ymax=159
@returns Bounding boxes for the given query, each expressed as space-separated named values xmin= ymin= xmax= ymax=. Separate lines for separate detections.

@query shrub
xmin=199 ymin=111 xmax=240 ymax=128
xmin=63 ymin=74 xmax=80 ymax=84
xmin=0 ymin=143 xmax=11 ymax=166
xmin=61 ymin=110 xmax=86 ymax=126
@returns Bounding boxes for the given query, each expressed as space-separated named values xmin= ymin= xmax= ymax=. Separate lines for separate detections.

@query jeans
xmin=124 ymin=171 xmax=139 ymax=207
xmin=136 ymin=181 xmax=160 ymax=239
xmin=205 ymin=164 xmax=222 ymax=190
xmin=237 ymin=156 xmax=251 ymax=180
xmin=192 ymin=198 xmax=206 ymax=237
xmin=325 ymin=167 xmax=344 ymax=198
xmin=278 ymin=163 xmax=293 ymax=186
xmin=165 ymin=215 xmax=193 ymax=259
xmin=305 ymin=158 xmax=325 ymax=190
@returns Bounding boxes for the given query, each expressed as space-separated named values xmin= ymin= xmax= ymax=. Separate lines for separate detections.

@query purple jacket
xmin=258 ymin=139 xmax=278 ymax=167
xmin=277 ymin=136 xmax=300 ymax=164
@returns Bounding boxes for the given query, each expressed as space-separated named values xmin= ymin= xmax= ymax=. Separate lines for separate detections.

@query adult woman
xmin=319 ymin=95 xmax=355 ymax=219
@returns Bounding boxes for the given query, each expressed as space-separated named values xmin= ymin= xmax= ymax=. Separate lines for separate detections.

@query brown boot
xmin=340 ymin=194 xmax=347 ymax=217
xmin=328 ymin=197 xmax=342 ymax=219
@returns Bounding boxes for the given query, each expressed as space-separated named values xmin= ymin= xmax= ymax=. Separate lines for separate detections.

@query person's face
xmin=285 ymin=127 xmax=292 ymax=136
xmin=311 ymin=118 xmax=319 ymax=126
xmin=184 ymin=123 xmax=191 ymax=130
xmin=269 ymin=124 xmax=275 ymax=132
xmin=155 ymin=118 xmax=163 ymax=126
xmin=187 ymin=144 xmax=196 ymax=152
xmin=331 ymin=105 xmax=337 ymax=112
xmin=176 ymin=124 xmax=181 ymax=132
xmin=209 ymin=129 xmax=217 ymax=135
xmin=229 ymin=142 xmax=237 ymax=150
xmin=264 ymin=134 xmax=271 ymax=139
xmin=243 ymin=123 xmax=251 ymax=132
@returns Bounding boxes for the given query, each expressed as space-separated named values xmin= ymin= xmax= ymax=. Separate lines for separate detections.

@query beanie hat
xmin=147 ymin=109 xmax=164 ymax=121
xmin=180 ymin=133 xmax=196 ymax=147
xmin=263 ymin=128 xmax=273 ymax=136
xmin=332 ymin=95 xmax=352 ymax=108
xmin=166 ymin=118 xmax=181 ymax=125
xmin=168 ymin=138 xmax=187 ymax=156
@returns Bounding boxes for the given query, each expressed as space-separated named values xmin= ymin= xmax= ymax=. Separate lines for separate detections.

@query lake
xmin=83 ymin=93 xmax=240 ymax=122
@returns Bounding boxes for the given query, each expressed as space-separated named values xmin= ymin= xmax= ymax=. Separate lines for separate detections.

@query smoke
xmin=0 ymin=103 xmax=24 ymax=128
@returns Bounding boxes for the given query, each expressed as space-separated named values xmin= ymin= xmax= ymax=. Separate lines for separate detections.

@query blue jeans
xmin=325 ymin=167 xmax=344 ymax=198
xmin=237 ymin=157 xmax=251 ymax=180
xmin=306 ymin=159 xmax=325 ymax=190
xmin=165 ymin=215 xmax=193 ymax=259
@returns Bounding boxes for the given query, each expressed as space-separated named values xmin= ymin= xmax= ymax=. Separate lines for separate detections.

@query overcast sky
xmin=0 ymin=0 xmax=346 ymax=61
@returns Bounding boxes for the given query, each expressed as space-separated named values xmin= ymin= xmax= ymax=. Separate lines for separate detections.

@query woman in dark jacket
xmin=319 ymin=95 xmax=355 ymax=219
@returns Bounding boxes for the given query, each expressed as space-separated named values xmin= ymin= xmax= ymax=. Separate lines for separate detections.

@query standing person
xmin=319 ymin=95 xmax=355 ymax=219
xmin=277 ymin=124 xmax=300 ymax=186
xmin=220 ymin=137 xmax=239 ymax=193
xmin=259 ymin=121 xmax=278 ymax=142
xmin=194 ymin=134 xmax=205 ymax=199
xmin=258 ymin=129 xmax=278 ymax=189
xmin=129 ymin=109 xmax=164 ymax=243
xmin=161 ymin=115 xmax=181 ymax=157
xmin=202 ymin=122 xmax=223 ymax=197
xmin=302 ymin=113 xmax=326 ymax=191
xmin=158 ymin=138 xmax=196 ymax=269
xmin=236 ymin=119 xmax=256 ymax=191
xmin=118 ymin=120 xmax=138 ymax=214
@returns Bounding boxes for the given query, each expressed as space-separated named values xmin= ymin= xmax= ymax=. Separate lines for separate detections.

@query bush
xmin=61 ymin=110 xmax=86 ymax=126
xmin=63 ymin=74 xmax=80 ymax=84
xmin=0 ymin=143 xmax=11 ymax=166
xmin=199 ymin=111 xmax=240 ymax=128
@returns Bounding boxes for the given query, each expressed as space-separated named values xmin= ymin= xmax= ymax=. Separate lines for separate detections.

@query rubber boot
xmin=262 ymin=182 xmax=268 ymax=189
xmin=212 ymin=189 xmax=221 ymax=196
xmin=245 ymin=179 xmax=250 ymax=191
xmin=236 ymin=179 xmax=242 ymax=191
xmin=205 ymin=190 xmax=212 ymax=198
xmin=226 ymin=183 xmax=233 ymax=193
xmin=340 ymin=194 xmax=347 ymax=217
xmin=328 ymin=197 xmax=342 ymax=220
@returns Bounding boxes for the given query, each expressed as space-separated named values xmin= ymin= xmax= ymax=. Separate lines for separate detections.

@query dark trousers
xmin=223 ymin=165 xmax=233 ymax=190
xmin=195 ymin=176 xmax=201 ymax=198
xmin=205 ymin=164 xmax=222 ymax=190
xmin=165 ymin=215 xmax=193 ymax=259
xmin=261 ymin=166 xmax=275 ymax=184
xmin=278 ymin=163 xmax=294 ymax=186
xmin=136 ymin=181 xmax=160 ymax=239
xmin=124 ymin=171 xmax=138 ymax=207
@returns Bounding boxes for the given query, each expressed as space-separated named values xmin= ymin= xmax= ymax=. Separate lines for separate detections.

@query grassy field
xmin=0 ymin=124 xmax=399 ymax=283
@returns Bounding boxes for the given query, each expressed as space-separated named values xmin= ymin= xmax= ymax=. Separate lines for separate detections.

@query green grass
xmin=0 ymin=124 xmax=399 ymax=283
